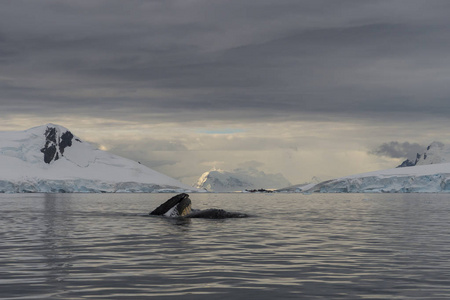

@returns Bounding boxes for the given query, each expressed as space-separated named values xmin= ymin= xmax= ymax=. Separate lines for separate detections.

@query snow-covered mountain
xmin=301 ymin=163 xmax=450 ymax=193
xmin=397 ymin=141 xmax=449 ymax=167
xmin=195 ymin=168 xmax=291 ymax=192
xmin=0 ymin=124 xmax=197 ymax=193
xmin=280 ymin=141 xmax=450 ymax=193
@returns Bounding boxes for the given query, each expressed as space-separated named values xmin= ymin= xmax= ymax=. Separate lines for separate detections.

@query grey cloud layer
xmin=2 ymin=0 xmax=450 ymax=122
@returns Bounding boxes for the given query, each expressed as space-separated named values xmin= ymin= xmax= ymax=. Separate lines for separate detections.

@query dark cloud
xmin=2 ymin=0 xmax=450 ymax=123
xmin=371 ymin=141 xmax=427 ymax=160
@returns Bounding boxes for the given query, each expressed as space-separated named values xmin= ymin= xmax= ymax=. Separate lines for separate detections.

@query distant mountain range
xmin=0 ymin=124 xmax=197 ymax=193
xmin=195 ymin=168 xmax=291 ymax=192
xmin=5 ymin=124 xmax=450 ymax=194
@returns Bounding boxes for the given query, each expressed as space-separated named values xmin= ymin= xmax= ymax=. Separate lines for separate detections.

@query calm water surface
xmin=2 ymin=193 xmax=450 ymax=299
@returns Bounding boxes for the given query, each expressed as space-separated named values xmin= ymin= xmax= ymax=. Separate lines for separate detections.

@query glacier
xmin=278 ymin=141 xmax=450 ymax=193
xmin=0 ymin=124 xmax=198 ymax=193
xmin=299 ymin=163 xmax=450 ymax=193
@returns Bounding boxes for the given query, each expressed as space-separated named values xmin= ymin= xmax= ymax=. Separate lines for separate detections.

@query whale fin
xmin=150 ymin=193 xmax=191 ymax=217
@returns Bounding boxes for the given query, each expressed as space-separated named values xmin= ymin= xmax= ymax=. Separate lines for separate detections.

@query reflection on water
xmin=2 ymin=193 xmax=450 ymax=299
xmin=42 ymin=194 xmax=73 ymax=290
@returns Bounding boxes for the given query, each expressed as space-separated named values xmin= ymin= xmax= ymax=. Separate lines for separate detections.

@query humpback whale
xmin=150 ymin=193 xmax=249 ymax=219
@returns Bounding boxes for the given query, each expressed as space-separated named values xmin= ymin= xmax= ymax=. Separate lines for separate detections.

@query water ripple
xmin=2 ymin=193 xmax=450 ymax=299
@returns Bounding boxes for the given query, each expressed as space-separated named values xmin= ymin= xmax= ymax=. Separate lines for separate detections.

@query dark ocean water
xmin=2 ymin=193 xmax=450 ymax=299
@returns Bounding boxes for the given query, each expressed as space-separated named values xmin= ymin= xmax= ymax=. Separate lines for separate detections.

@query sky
xmin=2 ymin=0 xmax=450 ymax=186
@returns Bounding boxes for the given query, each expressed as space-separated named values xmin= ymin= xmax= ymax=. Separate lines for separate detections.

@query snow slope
xmin=398 ymin=141 xmax=450 ymax=167
xmin=415 ymin=142 xmax=450 ymax=165
xmin=195 ymin=168 xmax=291 ymax=192
xmin=0 ymin=124 xmax=198 ymax=193
xmin=303 ymin=163 xmax=450 ymax=193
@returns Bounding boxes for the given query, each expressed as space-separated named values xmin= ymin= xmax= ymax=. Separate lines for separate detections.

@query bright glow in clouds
xmin=3 ymin=114 xmax=449 ymax=186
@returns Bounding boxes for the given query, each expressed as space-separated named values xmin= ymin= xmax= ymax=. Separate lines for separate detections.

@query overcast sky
xmin=2 ymin=0 xmax=450 ymax=185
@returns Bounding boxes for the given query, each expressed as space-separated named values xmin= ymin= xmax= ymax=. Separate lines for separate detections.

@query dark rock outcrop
xmin=40 ymin=126 xmax=75 ymax=164
xmin=59 ymin=131 xmax=73 ymax=155
xmin=42 ymin=145 xmax=57 ymax=164
xmin=397 ymin=153 xmax=421 ymax=168
xmin=397 ymin=159 xmax=416 ymax=168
